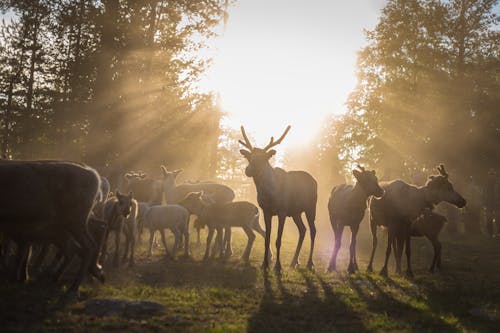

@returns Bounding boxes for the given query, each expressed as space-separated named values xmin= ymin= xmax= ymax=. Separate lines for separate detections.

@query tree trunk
xmin=2 ymin=77 xmax=15 ymax=159
xmin=26 ymin=22 xmax=39 ymax=113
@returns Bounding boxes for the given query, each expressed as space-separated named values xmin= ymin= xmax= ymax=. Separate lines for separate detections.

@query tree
xmin=331 ymin=0 xmax=499 ymax=184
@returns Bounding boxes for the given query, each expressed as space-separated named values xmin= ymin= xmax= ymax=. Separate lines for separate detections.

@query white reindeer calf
xmin=143 ymin=205 xmax=190 ymax=258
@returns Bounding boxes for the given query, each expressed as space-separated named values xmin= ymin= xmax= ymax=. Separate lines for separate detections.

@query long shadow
xmin=347 ymin=274 xmax=461 ymax=332
xmin=247 ymin=269 xmax=368 ymax=333
xmin=131 ymin=257 xmax=258 ymax=289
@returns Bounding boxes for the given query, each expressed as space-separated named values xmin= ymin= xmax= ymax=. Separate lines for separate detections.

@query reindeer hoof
xmin=366 ymin=266 xmax=373 ymax=273
xmin=274 ymin=264 xmax=282 ymax=275
xmin=379 ymin=268 xmax=388 ymax=277
xmin=307 ymin=261 xmax=315 ymax=271
xmin=406 ymin=270 xmax=414 ymax=278
xmin=290 ymin=260 xmax=299 ymax=269
xmin=348 ymin=266 xmax=356 ymax=275
xmin=327 ymin=265 xmax=336 ymax=273
xmin=261 ymin=262 xmax=270 ymax=271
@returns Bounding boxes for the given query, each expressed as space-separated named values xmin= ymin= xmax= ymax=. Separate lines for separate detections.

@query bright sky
xmin=199 ymin=0 xmax=386 ymax=148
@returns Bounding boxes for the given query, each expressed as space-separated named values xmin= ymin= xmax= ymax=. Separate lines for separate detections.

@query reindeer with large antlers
xmin=327 ymin=165 xmax=384 ymax=273
xmin=239 ymin=125 xmax=318 ymax=272
xmin=367 ymin=164 xmax=466 ymax=277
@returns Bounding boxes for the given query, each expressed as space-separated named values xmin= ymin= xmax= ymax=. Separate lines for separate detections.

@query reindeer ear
xmin=371 ymin=170 xmax=376 ymax=175
xmin=174 ymin=169 xmax=183 ymax=177
xmin=266 ymin=149 xmax=277 ymax=159
xmin=353 ymin=169 xmax=362 ymax=179
xmin=160 ymin=165 xmax=168 ymax=176
xmin=129 ymin=191 xmax=133 ymax=198
xmin=116 ymin=189 xmax=121 ymax=197
xmin=240 ymin=149 xmax=251 ymax=158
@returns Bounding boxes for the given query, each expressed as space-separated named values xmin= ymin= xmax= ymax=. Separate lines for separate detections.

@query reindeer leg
xmin=160 ymin=229 xmax=171 ymax=259
xmin=429 ymin=236 xmax=441 ymax=272
xmin=100 ymin=229 xmax=110 ymax=265
xmin=204 ymin=227 xmax=215 ymax=261
xmin=147 ymin=229 xmax=154 ymax=257
xmin=290 ymin=214 xmax=306 ymax=269
xmin=211 ymin=227 xmax=224 ymax=259
xmin=272 ymin=214 xmax=285 ymax=273
xmin=262 ymin=212 xmax=273 ymax=271
xmin=404 ymin=229 xmax=413 ymax=278
xmin=129 ymin=225 xmax=135 ymax=267
xmin=367 ymin=220 xmax=378 ymax=273
xmin=113 ymin=222 xmax=122 ymax=268
xmin=224 ymin=227 xmax=233 ymax=257
xmin=122 ymin=226 xmax=129 ymax=264
xmin=172 ymin=229 xmax=179 ymax=259
xmin=395 ymin=234 xmax=404 ymax=275
xmin=380 ymin=228 xmax=395 ymax=277
xmin=305 ymin=209 xmax=316 ymax=270
xmin=184 ymin=223 xmax=190 ymax=258
xmin=348 ymin=224 xmax=359 ymax=274
xmin=254 ymin=216 xmax=272 ymax=261
xmin=15 ymin=241 xmax=30 ymax=283
xmin=328 ymin=222 xmax=343 ymax=272
xmin=242 ymin=226 xmax=255 ymax=262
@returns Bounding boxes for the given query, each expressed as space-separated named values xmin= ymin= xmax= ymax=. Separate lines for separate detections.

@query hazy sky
xmin=199 ymin=0 xmax=387 ymax=146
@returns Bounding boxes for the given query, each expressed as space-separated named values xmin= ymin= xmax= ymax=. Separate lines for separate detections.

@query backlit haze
xmin=199 ymin=0 xmax=386 ymax=148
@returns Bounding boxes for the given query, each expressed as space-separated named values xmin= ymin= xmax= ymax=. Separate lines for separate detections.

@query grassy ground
xmin=1 ymin=222 xmax=500 ymax=332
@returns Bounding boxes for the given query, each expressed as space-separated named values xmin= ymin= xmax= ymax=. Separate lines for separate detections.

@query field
xmin=1 ymin=221 xmax=500 ymax=333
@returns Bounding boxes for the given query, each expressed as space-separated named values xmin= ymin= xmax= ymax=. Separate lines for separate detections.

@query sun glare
xmin=199 ymin=0 xmax=384 ymax=148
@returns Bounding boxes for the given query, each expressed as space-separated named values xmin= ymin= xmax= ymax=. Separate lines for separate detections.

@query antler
xmin=239 ymin=126 xmax=253 ymax=150
xmin=263 ymin=125 xmax=291 ymax=151
xmin=437 ymin=164 xmax=448 ymax=178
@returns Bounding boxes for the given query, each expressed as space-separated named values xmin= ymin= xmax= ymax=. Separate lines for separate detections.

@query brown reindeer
xmin=368 ymin=165 xmax=466 ymax=277
xmin=239 ymin=125 xmax=317 ymax=272
xmin=160 ymin=166 xmax=235 ymax=247
xmin=179 ymin=192 xmax=267 ymax=262
xmin=327 ymin=165 xmax=384 ymax=273
xmin=410 ymin=209 xmax=447 ymax=272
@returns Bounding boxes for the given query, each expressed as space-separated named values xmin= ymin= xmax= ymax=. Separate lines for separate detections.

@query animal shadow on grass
xmin=348 ymin=275 xmax=460 ymax=332
xmin=134 ymin=257 xmax=258 ymax=289
xmin=247 ymin=270 xmax=368 ymax=333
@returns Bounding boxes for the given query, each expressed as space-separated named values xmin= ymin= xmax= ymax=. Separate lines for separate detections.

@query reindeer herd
xmin=0 ymin=126 xmax=467 ymax=294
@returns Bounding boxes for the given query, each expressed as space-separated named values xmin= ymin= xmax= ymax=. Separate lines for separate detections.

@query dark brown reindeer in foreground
xmin=368 ymin=164 xmax=466 ymax=277
xmin=327 ymin=165 xmax=384 ymax=273
xmin=239 ymin=125 xmax=317 ymax=272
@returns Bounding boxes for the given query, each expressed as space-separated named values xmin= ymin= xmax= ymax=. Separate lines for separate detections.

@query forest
xmin=0 ymin=0 xmax=499 ymax=332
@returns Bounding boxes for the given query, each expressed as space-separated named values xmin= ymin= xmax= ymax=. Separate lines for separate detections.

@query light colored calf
xmin=143 ymin=204 xmax=190 ymax=258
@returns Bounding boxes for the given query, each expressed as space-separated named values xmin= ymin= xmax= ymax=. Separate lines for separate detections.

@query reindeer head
xmin=178 ymin=191 xmax=205 ymax=215
xmin=425 ymin=164 xmax=466 ymax=208
xmin=115 ymin=190 xmax=133 ymax=217
xmin=239 ymin=125 xmax=291 ymax=178
xmin=353 ymin=165 xmax=384 ymax=198
xmin=160 ymin=165 xmax=183 ymax=189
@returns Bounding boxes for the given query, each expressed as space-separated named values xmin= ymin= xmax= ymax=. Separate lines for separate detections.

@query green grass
xmin=1 ymin=224 xmax=500 ymax=332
